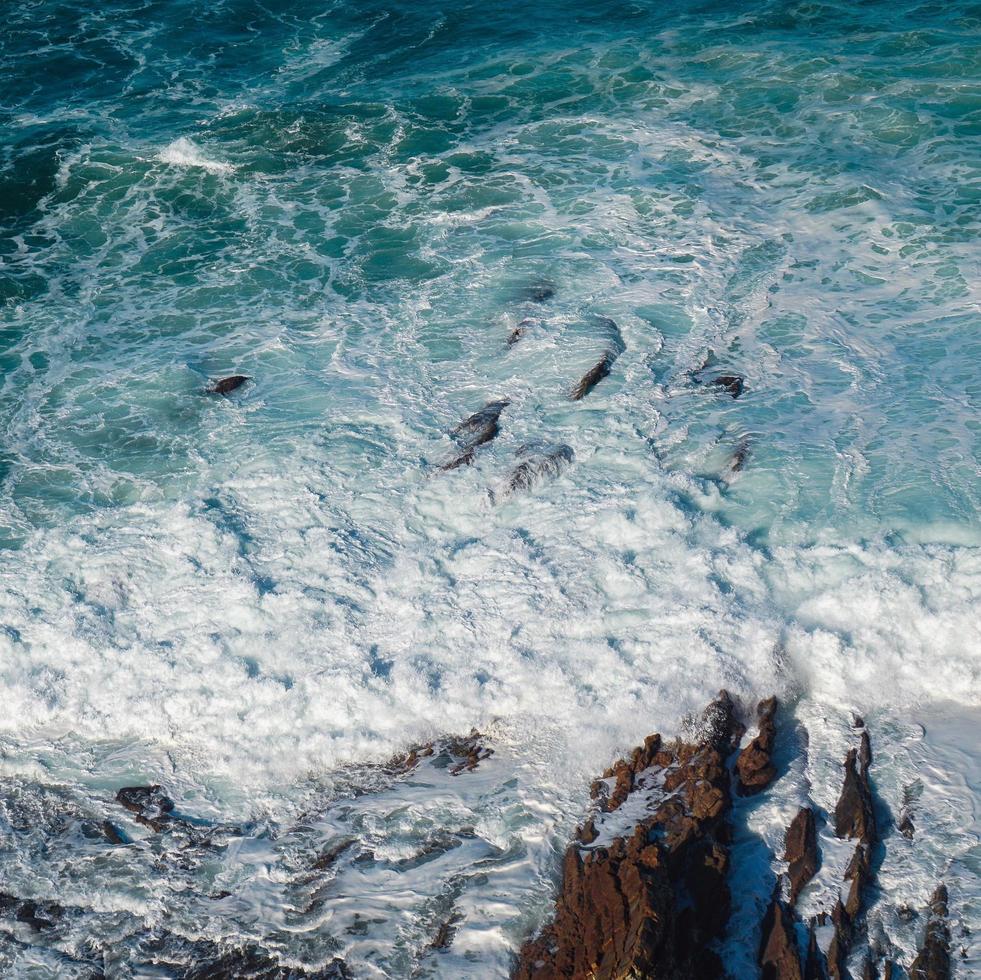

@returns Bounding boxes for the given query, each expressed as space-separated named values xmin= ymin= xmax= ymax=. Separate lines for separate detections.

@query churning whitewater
xmin=0 ymin=0 xmax=978 ymax=977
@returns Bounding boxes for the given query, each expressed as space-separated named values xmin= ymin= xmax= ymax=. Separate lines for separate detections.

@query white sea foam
xmin=156 ymin=137 xmax=236 ymax=174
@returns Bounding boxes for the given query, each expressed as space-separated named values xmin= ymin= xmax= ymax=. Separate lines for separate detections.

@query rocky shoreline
xmin=512 ymin=693 xmax=955 ymax=980
xmin=0 ymin=702 xmax=960 ymax=979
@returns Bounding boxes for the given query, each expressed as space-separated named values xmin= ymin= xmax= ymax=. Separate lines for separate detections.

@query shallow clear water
xmin=0 ymin=0 xmax=978 ymax=976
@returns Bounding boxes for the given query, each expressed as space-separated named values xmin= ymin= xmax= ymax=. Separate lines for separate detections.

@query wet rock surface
xmin=835 ymin=731 xmax=876 ymax=844
xmin=207 ymin=374 xmax=250 ymax=395
xmin=737 ymin=695 xmax=778 ymax=795
xmin=115 ymin=785 xmax=177 ymax=832
xmin=910 ymin=884 xmax=952 ymax=980
xmin=498 ymin=442 xmax=574 ymax=499
xmin=784 ymin=806 xmax=819 ymax=905
xmin=513 ymin=691 xmax=743 ymax=979
xmin=711 ymin=374 xmax=744 ymax=398
xmin=760 ymin=892 xmax=804 ymax=980
xmin=441 ymin=399 xmax=510 ymax=470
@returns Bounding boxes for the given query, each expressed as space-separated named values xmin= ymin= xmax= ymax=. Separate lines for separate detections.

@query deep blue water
xmin=0 ymin=1 xmax=979 ymax=976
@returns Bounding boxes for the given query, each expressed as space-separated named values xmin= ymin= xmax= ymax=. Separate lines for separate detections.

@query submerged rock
xmin=521 ymin=282 xmax=555 ymax=303
xmin=115 ymin=785 xmax=176 ymax=832
xmin=0 ymin=893 xmax=64 ymax=931
xmin=569 ymin=317 xmax=626 ymax=401
xmin=711 ymin=374 xmax=744 ymax=398
xmin=441 ymin=399 xmax=510 ymax=470
xmin=207 ymin=374 xmax=250 ymax=395
xmin=736 ymin=695 xmax=778 ymax=795
xmin=497 ymin=443 xmax=574 ymax=499
xmin=910 ymin=884 xmax=951 ymax=980
xmin=784 ymin=807 xmax=819 ymax=906
xmin=512 ymin=691 xmax=745 ymax=979
xmin=507 ymin=318 xmax=536 ymax=348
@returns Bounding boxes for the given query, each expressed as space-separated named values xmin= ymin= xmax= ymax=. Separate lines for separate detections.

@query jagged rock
xmin=910 ymin=884 xmax=951 ymax=980
xmin=834 ymin=733 xmax=876 ymax=844
xmin=101 ymin=820 xmax=126 ymax=845
xmin=827 ymin=899 xmax=851 ymax=980
xmin=737 ymin=696 xmax=778 ymax=795
xmin=430 ymin=911 xmax=462 ymax=950
xmin=844 ymin=842 xmax=873 ymax=920
xmin=860 ymin=955 xmax=877 ymax=980
xmin=507 ymin=318 xmax=535 ymax=347
xmin=898 ymin=812 xmax=915 ymax=839
xmin=804 ymin=922 xmax=826 ymax=980
xmin=760 ymin=892 xmax=804 ymax=980
xmin=313 ymin=838 xmax=354 ymax=872
xmin=785 ymin=807 xmax=819 ymax=905
xmin=512 ymin=691 xmax=745 ymax=980
xmin=115 ymin=785 xmax=176 ymax=832
xmin=387 ymin=731 xmax=492 ymax=776
xmin=569 ymin=317 xmax=625 ymax=400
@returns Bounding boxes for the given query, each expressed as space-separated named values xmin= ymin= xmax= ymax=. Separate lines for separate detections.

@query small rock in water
xmin=507 ymin=317 xmax=536 ymax=348
xmin=116 ymin=784 xmax=176 ymax=832
xmin=521 ymin=281 xmax=555 ymax=303
xmin=498 ymin=443 xmax=574 ymax=499
xmin=440 ymin=399 xmax=510 ymax=471
xmin=712 ymin=374 xmax=744 ymax=398
xmin=208 ymin=375 xmax=250 ymax=395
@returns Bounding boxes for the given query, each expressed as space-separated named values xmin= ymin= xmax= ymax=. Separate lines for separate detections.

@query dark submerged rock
xmin=730 ymin=436 xmax=751 ymax=474
xmin=507 ymin=318 xmax=535 ymax=348
xmin=521 ymin=282 xmax=555 ymax=303
xmin=784 ymin=807 xmax=819 ymax=906
xmin=898 ymin=811 xmax=915 ymax=839
xmin=910 ymin=884 xmax=952 ymax=980
xmin=441 ymin=399 xmax=510 ymax=470
xmin=115 ymin=785 xmax=176 ymax=832
xmin=0 ymin=893 xmax=64 ymax=931
xmin=736 ymin=695 xmax=778 ymax=795
xmin=498 ymin=443 xmax=573 ymax=499
xmin=569 ymin=317 xmax=626 ymax=401
xmin=208 ymin=375 xmax=250 ymax=395
xmin=712 ymin=374 xmax=744 ymax=398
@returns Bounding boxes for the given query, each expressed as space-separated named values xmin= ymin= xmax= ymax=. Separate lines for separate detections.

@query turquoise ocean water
xmin=1 ymin=1 xmax=979 ymax=975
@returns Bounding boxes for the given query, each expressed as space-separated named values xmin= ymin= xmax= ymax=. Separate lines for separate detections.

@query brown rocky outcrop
xmin=784 ymin=807 xmax=819 ymax=905
xmin=737 ymin=696 xmax=779 ymax=795
xmin=387 ymin=730 xmax=493 ymax=776
xmin=759 ymin=892 xmax=804 ymax=980
xmin=834 ymin=732 xmax=876 ymax=845
xmin=804 ymin=922 xmax=826 ymax=980
xmin=909 ymin=884 xmax=951 ymax=980
xmin=512 ymin=691 xmax=745 ymax=980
